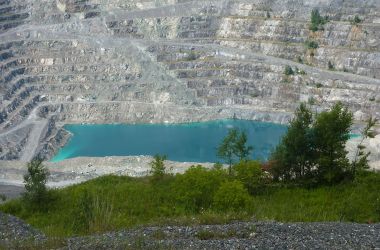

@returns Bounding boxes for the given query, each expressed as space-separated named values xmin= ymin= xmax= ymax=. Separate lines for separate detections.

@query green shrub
xmin=306 ymin=41 xmax=319 ymax=49
xmin=23 ymin=159 xmax=50 ymax=210
xmin=1 ymin=172 xmax=380 ymax=237
xmin=213 ymin=180 xmax=252 ymax=212
xmin=232 ymin=160 xmax=266 ymax=194
xmin=271 ymin=102 xmax=353 ymax=185
xmin=310 ymin=9 xmax=328 ymax=32
xmin=284 ymin=65 xmax=294 ymax=76
xmin=149 ymin=154 xmax=167 ymax=179
xmin=351 ymin=15 xmax=362 ymax=25
xmin=174 ymin=166 xmax=228 ymax=212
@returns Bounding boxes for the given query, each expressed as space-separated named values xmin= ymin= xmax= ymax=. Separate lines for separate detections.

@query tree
xmin=313 ymin=102 xmax=353 ymax=184
xmin=149 ymin=154 xmax=167 ymax=179
xmin=232 ymin=160 xmax=266 ymax=194
xmin=212 ymin=180 xmax=252 ymax=212
xmin=310 ymin=9 xmax=328 ymax=32
xmin=271 ymin=102 xmax=354 ymax=185
xmin=217 ymin=128 xmax=238 ymax=174
xmin=270 ymin=103 xmax=314 ymax=181
xmin=174 ymin=166 xmax=228 ymax=212
xmin=234 ymin=131 xmax=253 ymax=161
xmin=217 ymin=128 xmax=253 ymax=174
xmin=351 ymin=116 xmax=378 ymax=176
xmin=23 ymin=158 xmax=49 ymax=207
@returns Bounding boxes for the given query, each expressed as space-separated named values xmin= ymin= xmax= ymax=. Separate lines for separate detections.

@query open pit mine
xmin=0 ymin=0 xmax=379 ymax=186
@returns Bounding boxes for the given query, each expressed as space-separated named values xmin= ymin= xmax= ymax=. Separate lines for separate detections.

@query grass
xmin=1 ymin=171 xmax=379 ymax=238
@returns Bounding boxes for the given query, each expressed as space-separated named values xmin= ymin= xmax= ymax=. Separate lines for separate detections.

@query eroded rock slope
xmin=0 ymin=0 xmax=379 ymax=160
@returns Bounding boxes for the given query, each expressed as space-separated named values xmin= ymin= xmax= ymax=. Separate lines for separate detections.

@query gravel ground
xmin=0 ymin=184 xmax=24 ymax=204
xmin=65 ymin=221 xmax=380 ymax=250
xmin=0 ymin=212 xmax=46 ymax=248
xmin=0 ymin=213 xmax=379 ymax=249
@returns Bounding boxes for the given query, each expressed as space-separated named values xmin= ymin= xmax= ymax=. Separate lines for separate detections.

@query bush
xmin=271 ymin=102 xmax=353 ymax=185
xmin=313 ymin=103 xmax=353 ymax=184
xmin=306 ymin=41 xmax=319 ymax=49
xmin=213 ymin=180 xmax=252 ymax=212
xmin=232 ymin=160 xmax=266 ymax=194
xmin=328 ymin=61 xmax=334 ymax=70
xmin=284 ymin=65 xmax=294 ymax=76
xmin=351 ymin=15 xmax=362 ymax=25
xmin=72 ymin=190 xmax=114 ymax=234
xmin=174 ymin=166 xmax=228 ymax=212
xmin=310 ymin=9 xmax=328 ymax=32
xmin=149 ymin=154 xmax=167 ymax=179
xmin=23 ymin=159 xmax=50 ymax=209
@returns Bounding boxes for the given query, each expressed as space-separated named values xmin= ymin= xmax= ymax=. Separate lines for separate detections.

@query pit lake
xmin=51 ymin=120 xmax=288 ymax=163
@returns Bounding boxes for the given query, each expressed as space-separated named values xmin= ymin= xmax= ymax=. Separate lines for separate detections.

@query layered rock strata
xmin=0 ymin=0 xmax=379 ymax=161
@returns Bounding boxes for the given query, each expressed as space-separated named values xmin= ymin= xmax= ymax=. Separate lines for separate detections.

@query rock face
xmin=0 ymin=0 xmax=379 ymax=161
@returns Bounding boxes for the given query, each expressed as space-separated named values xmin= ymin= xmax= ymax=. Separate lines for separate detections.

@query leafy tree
xmin=23 ymin=158 xmax=49 ymax=207
xmin=310 ymin=9 xmax=328 ymax=31
xmin=313 ymin=102 xmax=353 ymax=184
xmin=234 ymin=131 xmax=253 ymax=161
xmin=271 ymin=103 xmax=314 ymax=181
xmin=232 ymin=160 xmax=266 ymax=194
xmin=213 ymin=180 xmax=252 ymax=212
xmin=351 ymin=116 xmax=378 ymax=176
xmin=149 ymin=154 xmax=167 ymax=179
xmin=174 ymin=166 xmax=228 ymax=212
xmin=271 ymin=102 xmax=354 ymax=185
xmin=217 ymin=128 xmax=253 ymax=174
xmin=217 ymin=128 xmax=238 ymax=173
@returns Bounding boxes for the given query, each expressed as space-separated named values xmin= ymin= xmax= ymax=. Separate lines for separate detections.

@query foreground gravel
xmin=66 ymin=221 xmax=380 ymax=250
xmin=0 ymin=212 xmax=45 ymax=247
xmin=0 ymin=214 xmax=379 ymax=249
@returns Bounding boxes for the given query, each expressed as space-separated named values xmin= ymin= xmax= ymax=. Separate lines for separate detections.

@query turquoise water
xmin=51 ymin=120 xmax=288 ymax=163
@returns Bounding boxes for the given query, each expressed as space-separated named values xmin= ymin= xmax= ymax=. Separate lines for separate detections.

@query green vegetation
xmin=271 ymin=103 xmax=375 ymax=185
xmin=284 ymin=66 xmax=306 ymax=76
xmin=316 ymin=83 xmax=323 ymax=88
xmin=284 ymin=65 xmax=294 ymax=76
xmin=350 ymin=15 xmax=362 ymax=25
xmin=217 ymin=128 xmax=253 ymax=173
xmin=0 ymin=103 xmax=379 ymax=239
xmin=351 ymin=116 xmax=378 ymax=176
xmin=23 ymin=159 xmax=51 ymax=210
xmin=310 ymin=9 xmax=328 ymax=32
xmin=1 ymin=170 xmax=379 ymax=237
xmin=305 ymin=40 xmax=319 ymax=49
xmin=150 ymin=154 xmax=168 ymax=179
